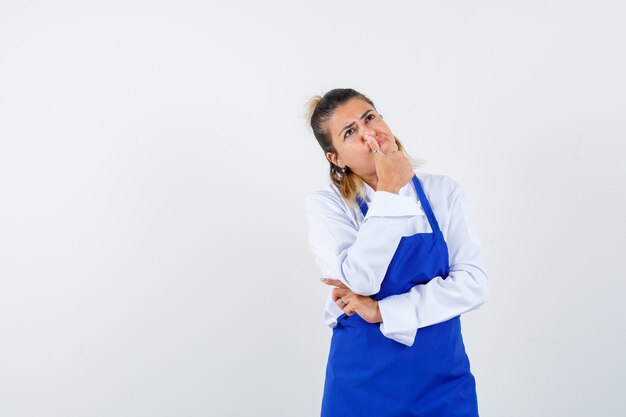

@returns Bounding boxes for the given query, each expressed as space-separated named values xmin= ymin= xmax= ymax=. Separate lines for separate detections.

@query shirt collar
xmin=361 ymin=177 xmax=416 ymax=203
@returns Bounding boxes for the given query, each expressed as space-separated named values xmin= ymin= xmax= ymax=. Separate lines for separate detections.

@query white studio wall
xmin=1 ymin=1 xmax=624 ymax=416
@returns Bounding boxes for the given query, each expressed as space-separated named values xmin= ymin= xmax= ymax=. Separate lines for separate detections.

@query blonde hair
xmin=305 ymin=89 xmax=420 ymax=208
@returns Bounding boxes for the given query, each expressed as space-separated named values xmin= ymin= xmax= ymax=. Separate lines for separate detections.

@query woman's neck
xmin=362 ymin=173 xmax=379 ymax=191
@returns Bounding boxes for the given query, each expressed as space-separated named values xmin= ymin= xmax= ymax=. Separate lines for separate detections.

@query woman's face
xmin=325 ymin=97 xmax=398 ymax=179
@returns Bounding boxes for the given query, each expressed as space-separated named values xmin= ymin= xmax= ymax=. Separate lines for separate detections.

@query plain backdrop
xmin=1 ymin=1 xmax=625 ymax=416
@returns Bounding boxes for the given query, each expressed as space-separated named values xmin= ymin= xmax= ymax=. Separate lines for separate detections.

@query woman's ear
xmin=326 ymin=152 xmax=339 ymax=166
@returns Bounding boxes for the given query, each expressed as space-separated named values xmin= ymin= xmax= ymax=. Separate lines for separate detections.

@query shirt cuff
xmin=378 ymin=295 xmax=418 ymax=347
xmin=365 ymin=191 xmax=424 ymax=219
xmin=323 ymin=291 xmax=344 ymax=329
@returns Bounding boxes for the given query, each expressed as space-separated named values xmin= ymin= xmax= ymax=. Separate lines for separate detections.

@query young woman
xmin=305 ymin=88 xmax=490 ymax=417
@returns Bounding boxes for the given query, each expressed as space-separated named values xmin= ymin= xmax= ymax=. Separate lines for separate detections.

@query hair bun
xmin=305 ymin=95 xmax=323 ymax=126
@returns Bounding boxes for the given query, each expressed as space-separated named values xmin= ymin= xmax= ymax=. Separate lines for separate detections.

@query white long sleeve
xmin=377 ymin=180 xmax=490 ymax=346
xmin=305 ymin=187 xmax=423 ymax=296
xmin=305 ymin=171 xmax=489 ymax=347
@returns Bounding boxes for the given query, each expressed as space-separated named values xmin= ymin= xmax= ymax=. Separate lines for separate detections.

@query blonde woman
xmin=305 ymin=88 xmax=490 ymax=417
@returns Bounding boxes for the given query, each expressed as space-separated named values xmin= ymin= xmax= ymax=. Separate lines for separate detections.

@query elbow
xmin=342 ymin=278 xmax=380 ymax=296
xmin=338 ymin=265 xmax=381 ymax=296
xmin=474 ymin=272 xmax=490 ymax=308
xmin=338 ymin=256 xmax=384 ymax=296
xmin=454 ymin=266 xmax=490 ymax=310
xmin=352 ymin=282 xmax=381 ymax=296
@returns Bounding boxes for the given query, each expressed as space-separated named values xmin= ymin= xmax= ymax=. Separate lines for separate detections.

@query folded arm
xmin=305 ymin=189 xmax=422 ymax=296
xmin=376 ymin=181 xmax=490 ymax=346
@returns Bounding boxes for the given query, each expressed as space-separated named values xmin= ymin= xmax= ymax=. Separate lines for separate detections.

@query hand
xmin=321 ymin=278 xmax=382 ymax=324
xmin=364 ymin=134 xmax=413 ymax=194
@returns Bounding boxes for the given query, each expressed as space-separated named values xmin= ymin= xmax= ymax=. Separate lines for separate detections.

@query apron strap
xmin=355 ymin=174 xmax=444 ymax=238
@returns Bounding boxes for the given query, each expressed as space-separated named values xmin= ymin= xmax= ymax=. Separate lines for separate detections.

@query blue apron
xmin=321 ymin=174 xmax=479 ymax=417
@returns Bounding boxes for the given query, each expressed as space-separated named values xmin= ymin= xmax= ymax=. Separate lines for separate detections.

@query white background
xmin=1 ymin=1 xmax=625 ymax=416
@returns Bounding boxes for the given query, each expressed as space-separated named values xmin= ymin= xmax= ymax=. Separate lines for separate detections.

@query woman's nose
xmin=361 ymin=128 xmax=376 ymax=140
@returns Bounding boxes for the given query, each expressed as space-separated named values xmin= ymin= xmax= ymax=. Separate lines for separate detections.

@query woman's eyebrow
xmin=338 ymin=109 xmax=375 ymax=139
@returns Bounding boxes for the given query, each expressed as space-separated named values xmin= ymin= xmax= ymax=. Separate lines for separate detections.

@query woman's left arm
xmin=376 ymin=180 xmax=491 ymax=347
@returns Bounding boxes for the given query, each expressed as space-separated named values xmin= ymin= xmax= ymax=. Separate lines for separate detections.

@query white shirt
xmin=305 ymin=170 xmax=490 ymax=347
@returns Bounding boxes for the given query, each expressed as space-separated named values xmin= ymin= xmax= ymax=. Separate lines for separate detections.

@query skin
xmin=324 ymin=97 xmax=399 ymax=191
xmin=320 ymin=97 xmax=415 ymax=323
xmin=321 ymin=278 xmax=383 ymax=323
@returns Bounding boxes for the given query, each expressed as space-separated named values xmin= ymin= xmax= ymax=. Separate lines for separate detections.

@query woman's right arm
xmin=305 ymin=189 xmax=422 ymax=296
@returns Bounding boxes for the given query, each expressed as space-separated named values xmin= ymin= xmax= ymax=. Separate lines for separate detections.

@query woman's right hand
xmin=365 ymin=134 xmax=414 ymax=194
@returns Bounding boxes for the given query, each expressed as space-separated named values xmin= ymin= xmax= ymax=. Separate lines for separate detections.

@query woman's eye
xmin=344 ymin=115 xmax=375 ymax=139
